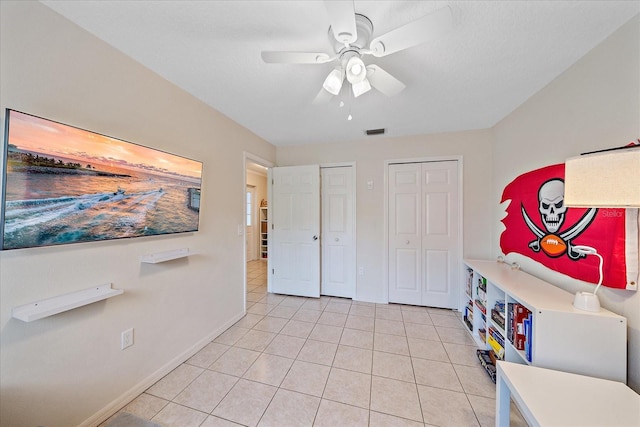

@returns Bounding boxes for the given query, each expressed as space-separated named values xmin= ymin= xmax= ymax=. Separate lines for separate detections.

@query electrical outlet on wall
xmin=121 ymin=328 xmax=134 ymax=350
xmin=358 ymin=267 xmax=365 ymax=276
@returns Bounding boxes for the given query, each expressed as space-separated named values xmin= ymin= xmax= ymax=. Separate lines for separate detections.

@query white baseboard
xmin=79 ymin=311 xmax=245 ymax=427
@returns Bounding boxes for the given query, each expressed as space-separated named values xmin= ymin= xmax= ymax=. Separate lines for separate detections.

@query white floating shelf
xmin=12 ymin=283 xmax=124 ymax=322
xmin=140 ymin=248 xmax=190 ymax=264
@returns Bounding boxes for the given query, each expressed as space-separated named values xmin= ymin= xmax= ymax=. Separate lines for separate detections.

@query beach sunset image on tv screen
xmin=1 ymin=110 xmax=203 ymax=250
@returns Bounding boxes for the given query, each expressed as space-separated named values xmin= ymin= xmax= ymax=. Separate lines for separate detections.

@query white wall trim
xmin=80 ymin=310 xmax=246 ymax=427
xmin=320 ymin=161 xmax=356 ymax=169
xmin=383 ymin=155 xmax=464 ymax=309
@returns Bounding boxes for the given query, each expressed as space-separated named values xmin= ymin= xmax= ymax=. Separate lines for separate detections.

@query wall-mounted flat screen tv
xmin=1 ymin=109 xmax=203 ymax=250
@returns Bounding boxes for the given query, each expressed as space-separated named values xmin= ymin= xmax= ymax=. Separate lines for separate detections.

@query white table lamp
xmin=571 ymin=245 xmax=603 ymax=312
xmin=564 ymin=146 xmax=640 ymax=208
xmin=565 ymin=145 xmax=639 ymax=311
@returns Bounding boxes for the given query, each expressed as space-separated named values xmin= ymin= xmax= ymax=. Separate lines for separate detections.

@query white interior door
xmin=321 ymin=166 xmax=355 ymax=298
xmin=388 ymin=164 xmax=422 ymax=304
xmin=421 ymin=161 xmax=459 ymax=308
xmin=388 ymin=161 xmax=459 ymax=308
xmin=271 ymin=165 xmax=320 ymax=297
xmin=246 ymin=186 xmax=256 ymax=261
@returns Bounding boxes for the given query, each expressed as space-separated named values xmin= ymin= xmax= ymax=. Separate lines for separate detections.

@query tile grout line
xmin=123 ymin=262 xmax=499 ymax=426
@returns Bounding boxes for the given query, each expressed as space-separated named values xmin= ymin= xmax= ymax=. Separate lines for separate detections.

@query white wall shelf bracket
xmin=140 ymin=248 xmax=190 ymax=264
xmin=12 ymin=283 xmax=124 ymax=322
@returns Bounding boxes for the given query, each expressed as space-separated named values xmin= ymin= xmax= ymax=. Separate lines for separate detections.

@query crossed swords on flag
xmin=521 ymin=205 xmax=598 ymax=259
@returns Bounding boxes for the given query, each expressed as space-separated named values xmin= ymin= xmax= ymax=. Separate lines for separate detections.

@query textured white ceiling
xmin=41 ymin=1 xmax=639 ymax=146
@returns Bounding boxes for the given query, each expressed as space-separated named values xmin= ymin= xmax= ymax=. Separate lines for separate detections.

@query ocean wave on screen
xmin=3 ymin=189 xmax=165 ymax=235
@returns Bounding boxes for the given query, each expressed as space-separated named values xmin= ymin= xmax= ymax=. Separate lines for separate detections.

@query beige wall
xmin=1 ymin=1 xmax=638 ymax=425
xmin=277 ymin=129 xmax=495 ymax=302
xmin=0 ymin=2 xmax=275 ymax=426
xmin=492 ymin=15 xmax=640 ymax=391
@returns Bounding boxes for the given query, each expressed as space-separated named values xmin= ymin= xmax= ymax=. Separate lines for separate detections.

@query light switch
xmin=367 ymin=180 xmax=374 ymax=190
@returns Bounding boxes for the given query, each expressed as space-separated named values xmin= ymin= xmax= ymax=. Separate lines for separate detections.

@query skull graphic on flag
xmin=500 ymin=163 xmax=638 ymax=290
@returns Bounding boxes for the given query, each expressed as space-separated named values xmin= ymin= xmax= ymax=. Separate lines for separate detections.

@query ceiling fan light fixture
xmin=323 ymin=67 xmax=344 ymax=95
xmin=352 ymin=78 xmax=371 ymax=97
xmin=346 ymin=56 xmax=367 ymax=84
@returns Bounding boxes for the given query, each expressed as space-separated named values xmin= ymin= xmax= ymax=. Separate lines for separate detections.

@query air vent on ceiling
xmin=365 ymin=128 xmax=385 ymax=136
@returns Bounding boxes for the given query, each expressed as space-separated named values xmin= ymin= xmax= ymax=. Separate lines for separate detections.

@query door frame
xmin=383 ymin=155 xmax=464 ymax=310
xmin=243 ymin=152 xmax=274 ymax=314
xmin=320 ymin=162 xmax=357 ymax=299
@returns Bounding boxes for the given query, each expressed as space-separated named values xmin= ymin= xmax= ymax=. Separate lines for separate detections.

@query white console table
xmin=496 ymin=361 xmax=640 ymax=427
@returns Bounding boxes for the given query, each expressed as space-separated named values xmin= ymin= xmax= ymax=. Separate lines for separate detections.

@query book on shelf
xmin=524 ymin=313 xmax=533 ymax=362
xmin=491 ymin=308 xmax=505 ymax=330
xmin=475 ymin=299 xmax=486 ymax=314
xmin=507 ymin=302 xmax=514 ymax=344
xmin=463 ymin=305 xmax=473 ymax=331
xmin=511 ymin=303 xmax=531 ymax=351
xmin=487 ymin=335 xmax=505 ymax=359
xmin=477 ymin=287 xmax=486 ymax=302
xmin=488 ymin=326 xmax=505 ymax=348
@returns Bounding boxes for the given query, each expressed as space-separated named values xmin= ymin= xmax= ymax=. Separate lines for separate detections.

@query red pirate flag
xmin=500 ymin=163 xmax=638 ymax=290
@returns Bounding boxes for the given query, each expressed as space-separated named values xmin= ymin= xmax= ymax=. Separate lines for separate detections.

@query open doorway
xmin=244 ymin=154 xmax=272 ymax=311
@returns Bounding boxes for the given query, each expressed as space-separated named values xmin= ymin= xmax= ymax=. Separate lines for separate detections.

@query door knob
xmin=335 ymin=238 xmax=339 ymax=242
xmin=406 ymin=240 xmax=410 ymax=245
xmin=313 ymin=235 xmax=318 ymax=241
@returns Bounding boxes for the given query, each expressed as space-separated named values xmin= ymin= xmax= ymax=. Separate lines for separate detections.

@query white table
xmin=496 ymin=361 xmax=640 ymax=427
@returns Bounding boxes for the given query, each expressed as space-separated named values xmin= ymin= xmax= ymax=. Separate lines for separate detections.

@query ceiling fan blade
xmin=366 ymin=65 xmax=406 ymax=96
xmin=369 ymin=6 xmax=453 ymax=57
xmin=313 ymin=88 xmax=334 ymax=105
xmin=261 ymin=51 xmax=333 ymax=64
xmin=324 ymin=0 xmax=357 ymax=45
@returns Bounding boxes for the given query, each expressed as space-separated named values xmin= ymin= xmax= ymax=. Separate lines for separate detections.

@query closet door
xmin=321 ymin=166 xmax=355 ymax=298
xmin=421 ymin=161 xmax=459 ymax=308
xmin=388 ymin=161 xmax=459 ymax=308
xmin=388 ymin=163 xmax=422 ymax=304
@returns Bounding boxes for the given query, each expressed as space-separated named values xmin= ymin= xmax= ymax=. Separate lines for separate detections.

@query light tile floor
xmin=105 ymin=260 xmax=527 ymax=427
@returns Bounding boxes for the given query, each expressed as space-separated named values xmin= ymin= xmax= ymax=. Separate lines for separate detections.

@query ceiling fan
xmin=261 ymin=1 xmax=454 ymax=103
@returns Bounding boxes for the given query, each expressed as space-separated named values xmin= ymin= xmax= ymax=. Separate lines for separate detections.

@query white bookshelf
xmin=140 ymin=248 xmax=190 ymax=264
xmin=463 ymin=259 xmax=627 ymax=383
xmin=12 ymin=283 xmax=123 ymax=322
xmin=259 ymin=207 xmax=268 ymax=259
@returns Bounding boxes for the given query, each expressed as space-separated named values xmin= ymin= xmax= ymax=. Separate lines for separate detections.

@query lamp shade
xmin=352 ymin=78 xmax=371 ymax=98
xmin=345 ymin=56 xmax=367 ymax=84
xmin=564 ymin=147 xmax=640 ymax=208
xmin=322 ymin=68 xmax=344 ymax=96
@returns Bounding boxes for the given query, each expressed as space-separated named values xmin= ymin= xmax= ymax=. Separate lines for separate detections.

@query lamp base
xmin=573 ymin=291 xmax=601 ymax=312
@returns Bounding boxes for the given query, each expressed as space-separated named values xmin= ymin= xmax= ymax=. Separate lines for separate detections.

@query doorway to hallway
xmin=246 ymin=259 xmax=268 ymax=303
xmin=244 ymin=152 xmax=273 ymax=313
